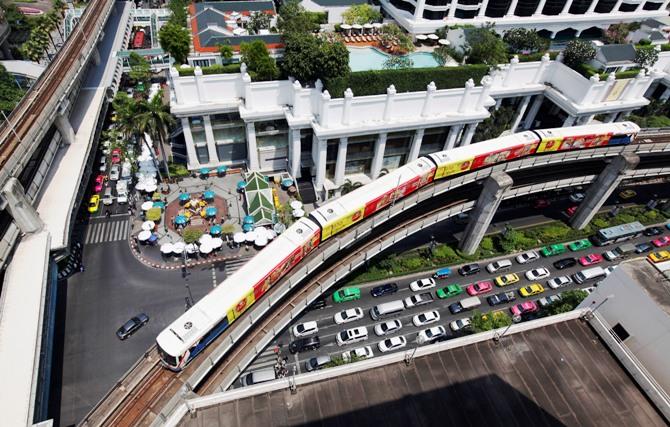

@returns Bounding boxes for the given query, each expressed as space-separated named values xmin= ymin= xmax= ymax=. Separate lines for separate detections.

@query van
xmin=572 ymin=266 xmax=607 ymax=284
xmin=370 ymin=300 xmax=405 ymax=321
xmin=102 ymin=187 xmax=114 ymax=206
xmin=448 ymin=296 xmax=481 ymax=314
xmin=240 ymin=368 xmax=276 ymax=387
xmin=615 ymin=243 xmax=637 ymax=257
xmin=486 ymin=259 xmax=512 ymax=274
xmin=433 ymin=268 xmax=452 ymax=279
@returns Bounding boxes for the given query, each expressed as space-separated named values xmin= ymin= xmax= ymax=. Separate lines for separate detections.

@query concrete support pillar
xmin=245 ymin=122 xmax=259 ymax=170
xmin=570 ymin=154 xmax=639 ymax=230
xmin=586 ymin=0 xmax=598 ymax=13
xmin=414 ymin=0 xmax=426 ymax=18
xmin=91 ymin=46 xmax=101 ymax=66
xmin=203 ymin=116 xmax=218 ymax=164
xmin=448 ymin=0 xmax=458 ymax=18
xmin=459 ymin=172 xmax=513 ymax=254
xmin=659 ymin=86 xmax=670 ymax=101
xmin=533 ymin=0 xmax=547 ymax=15
xmin=55 ymin=113 xmax=75 ymax=145
xmin=506 ymin=0 xmax=519 ymax=16
xmin=290 ymin=128 xmax=301 ymax=179
xmin=314 ymin=137 xmax=327 ymax=194
xmin=334 ymin=137 xmax=348 ymax=193
xmin=560 ymin=0 xmax=573 ymax=14
xmin=478 ymin=0 xmax=489 ymax=16
xmin=604 ymin=112 xmax=618 ymax=123
xmin=371 ymin=133 xmax=388 ymax=179
xmin=1 ymin=178 xmax=43 ymax=234
xmin=181 ymin=118 xmax=200 ymax=168
xmin=511 ymin=95 xmax=532 ymax=133
xmin=408 ymin=129 xmax=424 ymax=162
xmin=612 ymin=0 xmax=623 ymax=11
xmin=461 ymin=123 xmax=478 ymax=146
xmin=444 ymin=124 xmax=463 ymax=150
xmin=522 ymin=95 xmax=543 ymax=129
xmin=563 ymin=114 xmax=576 ymax=127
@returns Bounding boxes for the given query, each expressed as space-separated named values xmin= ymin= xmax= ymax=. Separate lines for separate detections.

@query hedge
xmin=305 ymin=11 xmax=328 ymax=25
xmin=176 ymin=63 xmax=242 ymax=76
xmin=574 ymin=63 xmax=640 ymax=81
xmin=324 ymin=64 xmax=490 ymax=98
xmin=661 ymin=43 xmax=670 ymax=52
xmin=512 ymin=51 xmax=559 ymax=62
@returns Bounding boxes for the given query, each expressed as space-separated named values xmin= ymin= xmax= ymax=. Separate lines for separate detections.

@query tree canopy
xmin=545 ymin=290 xmax=588 ymax=315
xmin=635 ymin=45 xmax=659 ymax=70
xmin=503 ymin=28 xmax=546 ymax=53
xmin=167 ymin=0 xmax=189 ymax=27
xmin=342 ymin=4 xmax=382 ymax=25
xmin=471 ymin=310 xmax=513 ymax=332
xmin=562 ymin=40 xmax=596 ymax=69
xmin=159 ymin=22 xmax=191 ymax=64
xmin=282 ymin=34 xmax=349 ymax=84
xmin=240 ymin=40 xmax=279 ymax=81
xmin=277 ymin=0 xmax=319 ymax=34
xmin=0 ymin=65 xmax=25 ymax=117
xmin=248 ymin=11 xmax=271 ymax=34
xmin=465 ymin=28 xmax=508 ymax=66
xmin=128 ymin=52 xmax=151 ymax=87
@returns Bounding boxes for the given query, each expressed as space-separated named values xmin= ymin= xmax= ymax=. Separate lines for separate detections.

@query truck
xmin=116 ymin=180 xmax=128 ymax=204
xmin=487 ymin=291 xmax=516 ymax=307
xmin=448 ymin=296 xmax=482 ymax=314
xmin=403 ymin=292 xmax=434 ymax=308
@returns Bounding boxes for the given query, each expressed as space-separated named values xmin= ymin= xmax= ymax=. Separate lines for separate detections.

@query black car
xmin=371 ymin=283 xmax=398 ymax=297
xmin=635 ymin=243 xmax=653 ymax=254
xmin=553 ymin=257 xmax=577 ymax=270
xmin=458 ymin=263 xmax=480 ymax=276
xmin=289 ymin=336 xmax=321 ymax=354
xmin=116 ymin=313 xmax=149 ymax=340
xmin=448 ymin=302 xmax=464 ymax=314
xmin=307 ymin=298 xmax=327 ymax=311
xmin=643 ymin=227 xmax=663 ymax=237
xmin=487 ymin=291 xmax=516 ymax=306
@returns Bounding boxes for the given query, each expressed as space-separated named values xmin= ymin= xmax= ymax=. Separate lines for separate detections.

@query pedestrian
xmin=128 ymin=207 xmax=133 ymax=216
xmin=105 ymin=210 xmax=111 ymax=218
xmin=79 ymin=264 xmax=85 ymax=272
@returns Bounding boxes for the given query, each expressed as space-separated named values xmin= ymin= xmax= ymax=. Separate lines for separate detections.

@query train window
xmin=157 ymin=345 xmax=177 ymax=366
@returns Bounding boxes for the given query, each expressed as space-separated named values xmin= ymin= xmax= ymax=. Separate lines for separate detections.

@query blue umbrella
xmin=153 ymin=201 xmax=165 ymax=209
xmin=179 ymin=193 xmax=190 ymax=202
xmin=200 ymin=167 xmax=210 ymax=175
xmin=174 ymin=215 xmax=187 ymax=225
xmin=148 ymin=234 xmax=158 ymax=243
xmin=281 ymin=178 xmax=294 ymax=188
xmin=210 ymin=225 xmax=222 ymax=235
xmin=242 ymin=223 xmax=253 ymax=232
xmin=237 ymin=181 xmax=247 ymax=190
xmin=243 ymin=215 xmax=255 ymax=224
xmin=217 ymin=165 xmax=228 ymax=174
xmin=203 ymin=190 xmax=215 ymax=199
xmin=206 ymin=207 xmax=217 ymax=217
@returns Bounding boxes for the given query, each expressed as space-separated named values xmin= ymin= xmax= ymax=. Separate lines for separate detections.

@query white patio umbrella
xmin=340 ymin=23 xmax=352 ymax=35
xmin=141 ymin=201 xmax=154 ymax=211
xmin=290 ymin=200 xmax=303 ymax=210
xmin=199 ymin=234 xmax=213 ymax=244
xmin=172 ymin=242 xmax=185 ymax=254
xmin=144 ymin=183 xmax=158 ymax=193
xmin=254 ymin=236 xmax=269 ymax=247
xmin=233 ymin=232 xmax=245 ymax=244
xmin=137 ymin=230 xmax=152 ymax=241
xmin=135 ymin=182 xmax=146 ymax=192
xmin=267 ymin=229 xmax=277 ymax=240
xmin=416 ymin=34 xmax=428 ymax=41
xmin=245 ymin=231 xmax=257 ymax=242
xmin=142 ymin=220 xmax=155 ymax=231
xmin=199 ymin=244 xmax=213 ymax=254
xmin=427 ymin=34 xmax=439 ymax=40
xmin=352 ymin=24 xmax=363 ymax=33
xmin=438 ymin=39 xmax=450 ymax=46
xmin=372 ymin=22 xmax=383 ymax=29
xmin=210 ymin=237 xmax=223 ymax=249
xmin=185 ymin=243 xmax=197 ymax=254
xmin=160 ymin=243 xmax=174 ymax=254
xmin=292 ymin=209 xmax=305 ymax=218
xmin=363 ymin=23 xmax=373 ymax=33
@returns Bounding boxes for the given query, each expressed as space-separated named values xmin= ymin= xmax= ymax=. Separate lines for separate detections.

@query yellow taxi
xmin=88 ymin=194 xmax=100 ymax=213
xmin=519 ymin=283 xmax=545 ymax=297
xmin=495 ymin=273 xmax=520 ymax=287
xmin=648 ymin=250 xmax=670 ymax=263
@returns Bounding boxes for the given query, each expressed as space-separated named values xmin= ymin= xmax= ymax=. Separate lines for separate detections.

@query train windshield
xmin=157 ymin=343 xmax=178 ymax=367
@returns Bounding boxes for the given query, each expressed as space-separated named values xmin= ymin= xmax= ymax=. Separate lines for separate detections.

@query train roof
xmin=532 ymin=121 xmax=640 ymax=139
xmin=157 ymin=218 xmax=321 ymax=357
xmin=427 ymin=131 xmax=539 ymax=165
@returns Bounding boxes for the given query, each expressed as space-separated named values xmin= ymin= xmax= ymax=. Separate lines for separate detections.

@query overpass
xmin=80 ymin=128 xmax=670 ymax=426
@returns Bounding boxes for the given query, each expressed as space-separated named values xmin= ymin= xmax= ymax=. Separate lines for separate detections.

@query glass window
xmin=420 ymin=127 xmax=448 ymax=155
xmin=195 ymin=144 xmax=209 ymax=164
xmin=191 ymin=129 xmax=206 ymax=144
xmin=211 ymin=112 xmax=242 ymax=127
xmin=300 ymin=129 xmax=314 ymax=163
xmin=347 ymin=135 xmax=376 ymax=161
xmin=256 ymin=119 xmax=288 ymax=149
xmin=216 ymin=141 xmax=247 ymax=163
xmin=189 ymin=116 xmax=204 ymax=131
xmin=345 ymin=158 xmax=372 ymax=175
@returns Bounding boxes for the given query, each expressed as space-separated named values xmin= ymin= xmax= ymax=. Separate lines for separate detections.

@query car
xmin=371 ymin=283 xmax=398 ymax=297
xmin=305 ymin=355 xmax=331 ymax=372
xmin=116 ymin=313 xmax=149 ymax=340
xmin=603 ymin=250 xmax=620 ymax=261
xmin=547 ymin=275 xmax=572 ymax=289
xmin=540 ymin=244 xmax=566 ymax=257
xmin=111 ymin=148 xmax=123 ymax=164
xmin=466 ymin=280 xmax=493 ymax=296
xmin=378 ymin=336 xmax=407 ymax=353
xmin=533 ymin=198 xmax=550 ymax=209
xmin=333 ymin=287 xmax=361 ymax=303
xmin=652 ymin=236 xmax=670 ymax=248
xmin=292 ymin=321 xmax=318 ymax=338
xmin=455 ymin=213 xmax=469 ymax=224
xmin=458 ymin=263 xmax=480 ymax=276
xmin=525 ymin=267 xmax=550 ymax=281
xmin=289 ymin=336 xmax=321 ymax=354
xmin=436 ymin=284 xmax=463 ymax=299
xmin=336 ymin=326 xmax=368 ymax=346
xmin=417 ymin=325 xmax=447 ymax=343
xmin=635 ymin=243 xmax=653 ymax=254
xmin=553 ymin=257 xmax=577 ymax=270
xmin=88 ymin=195 xmax=100 ymax=213
xmin=538 ymin=294 xmax=562 ymax=308
xmin=433 ymin=268 xmax=452 ymax=279
xmin=404 ymin=292 xmax=434 ymax=308
xmin=409 ymin=278 xmax=436 ymax=292
xmin=667 ymin=223 xmax=670 ymax=231
xmin=494 ymin=273 xmax=519 ymax=287
xmin=619 ymin=189 xmax=637 ymax=200
xmin=519 ymin=283 xmax=545 ymax=297
xmin=605 ymin=265 xmax=617 ymax=276
xmin=109 ymin=164 xmax=121 ymax=181
xmin=644 ymin=227 xmax=663 ymax=237
xmin=579 ymin=253 xmax=603 ymax=266
xmin=487 ymin=291 xmax=516 ymax=306
xmin=412 ymin=310 xmax=440 ymax=327
xmin=516 ymin=250 xmax=540 ymax=264
xmin=486 ymin=259 xmax=512 ymax=273
xmin=649 ymin=250 xmax=670 ymax=263
xmin=450 ymin=317 xmax=472 ymax=332
xmin=565 ymin=206 xmax=578 ymax=217
xmin=342 ymin=346 xmax=373 ymax=362
xmin=568 ymin=239 xmax=592 ymax=251
xmin=510 ymin=301 xmax=539 ymax=317
xmin=308 ymin=298 xmax=327 ymax=311
xmin=93 ymin=174 xmax=105 ymax=193
xmin=334 ymin=307 xmax=364 ymax=324
xmin=569 ymin=192 xmax=585 ymax=203
xmin=374 ymin=319 xmax=402 ymax=336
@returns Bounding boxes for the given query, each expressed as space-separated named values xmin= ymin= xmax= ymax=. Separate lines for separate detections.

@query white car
xmin=109 ymin=164 xmax=121 ymax=181
xmin=292 ymin=321 xmax=318 ymax=338
xmin=547 ymin=276 xmax=572 ymax=289
xmin=409 ymin=277 xmax=436 ymax=292
xmin=525 ymin=267 xmax=550 ymax=281
xmin=450 ymin=318 xmax=472 ymax=332
xmin=374 ymin=319 xmax=402 ymax=336
xmin=516 ymin=250 xmax=540 ymax=264
xmin=417 ymin=326 xmax=447 ymax=344
xmin=342 ymin=346 xmax=373 ymax=362
xmin=336 ymin=326 xmax=368 ymax=346
xmin=486 ymin=259 xmax=512 ymax=274
xmin=333 ymin=307 xmax=364 ymax=325
xmin=538 ymin=294 xmax=562 ymax=308
xmin=569 ymin=192 xmax=585 ymax=203
xmin=378 ymin=336 xmax=407 ymax=353
xmin=603 ymin=250 xmax=619 ymax=261
xmin=412 ymin=310 xmax=440 ymax=327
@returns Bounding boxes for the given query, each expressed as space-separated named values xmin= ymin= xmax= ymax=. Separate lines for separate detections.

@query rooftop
xmin=597 ymin=44 xmax=638 ymax=64
xmin=620 ymin=260 xmax=670 ymax=318
xmin=177 ymin=319 xmax=665 ymax=427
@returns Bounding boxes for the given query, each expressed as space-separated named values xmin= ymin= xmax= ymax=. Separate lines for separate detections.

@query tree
xmin=383 ymin=55 xmax=413 ymax=70
xmin=465 ymin=28 xmax=508 ymax=66
xmin=546 ymin=290 xmax=588 ymax=315
xmin=562 ymin=40 xmax=596 ymax=69
xmin=277 ymin=0 xmax=319 ymax=34
xmin=168 ymin=0 xmax=189 ymax=27
xmin=240 ymin=40 xmax=279 ymax=81
xmin=379 ymin=23 xmax=414 ymax=54
xmin=342 ymin=4 xmax=382 ymax=25
xmin=473 ymin=106 xmax=516 ymax=142
xmin=218 ymin=44 xmax=234 ymax=63
xmin=128 ymin=52 xmax=151 ymax=87
xmin=471 ymin=310 xmax=512 ymax=332
xmin=503 ymin=28 xmax=545 ymax=53
xmin=159 ymin=22 xmax=190 ymax=64
xmin=604 ymin=23 xmax=632 ymax=45
xmin=0 ymin=64 xmax=25 ymax=117
xmin=281 ymin=34 xmax=349 ymax=83
xmin=635 ymin=45 xmax=659 ymax=70
xmin=432 ymin=45 xmax=456 ymax=66
xmin=248 ymin=11 xmax=271 ymax=34
xmin=136 ymin=89 xmax=175 ymax=178
xmin=183 ymin=227 xmax=204 ymax=244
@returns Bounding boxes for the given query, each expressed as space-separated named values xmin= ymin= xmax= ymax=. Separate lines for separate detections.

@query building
xmin=301 ymin=0 xmax=375 ymax=24
xmin=590 ymin=43 xmax=639 ymax=73
xmin=630 ymin=17 xmax=670 ymax=45
xmin=381 ymin=0 xmax=670 ymax=36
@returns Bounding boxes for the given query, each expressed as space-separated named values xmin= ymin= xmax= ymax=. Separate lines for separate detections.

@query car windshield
xmin=296 ymin=325 xmax=305 ymax=333
xmin=418 ymin=314 xmax=427 ymax=322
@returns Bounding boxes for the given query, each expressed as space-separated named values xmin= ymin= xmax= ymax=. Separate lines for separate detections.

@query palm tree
xmin=338 ymin=179 xmax=362 ymax=195
xmin=136 ymin=90 xmax=175 ymax=180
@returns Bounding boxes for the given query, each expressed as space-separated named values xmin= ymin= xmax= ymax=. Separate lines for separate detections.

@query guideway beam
xmin=569 ymin=153 xmax=640 ymax=230
xmin=459 ymin=172 xmax=513 ymax=255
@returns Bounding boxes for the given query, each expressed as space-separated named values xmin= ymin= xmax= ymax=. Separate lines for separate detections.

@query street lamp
xmin=182 ymin=250 xmax=194 ymax=310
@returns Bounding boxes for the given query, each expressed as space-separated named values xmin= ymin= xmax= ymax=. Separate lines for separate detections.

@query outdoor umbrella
xmin=148 ymin=234 xmax=158 ymax=244
xmin=281 ymin=178 xmax=294 ymax=188
xmin=243 ymin=215 xmax=255 ymax=224
xmin=242 ymin=223 xmax=253 ymax=232
xmin=216 ymin=165 xmax=228 ymax=175
xmin=267 ymin=229 xmax=277 ymax=240
xmin=237 ymin=181 xmax=247 ymax=191
xmin=292 ymin=209 xmax=305 ymax=218
xmin=199 ymin=244 xmax=213 ymax=254
xmin=203 ymin=190 xmax=215 ymax=200
xmin=427 ymin=34 xmax=439 ymax=40
xmin=206 ymin=207 xmax=217 ymax=217
xmin=438 ymin=39 xmax=450 ymax=46
xmin=152 ymin=201 xmax=166 ymax=209
xmin=210 ymin=225 xmax=222 ymax=235
xmin=160 ymin=243 xmax=174 ymax=254
xmin=174 ymin=215 xmax=187 ymax=225
xmin=210 ymin=237 xmax=223 ymax=249
xmin=179 ymin=193 xmax=190 ymax=202
xmin=363 ymin=23 xmax=373 ymax=33
xmin=290 ymin=200 xmax=303 ymax=210
xmin=199 ymin=234 xmax=213 ymax=245
xmin=245 ymin=231 xmax=257 ymax=242
xmin=233 ymin=232 xmax=245 ymax=244
xmin=186 ymin=243 xmax=197 ymax=254
xmin=144 ymin=183 xmax=158 ymax=193
xmin=273 ymin=223 xmax=286 ymax=234
xmin=352 ymin=24 xmax=363 ymax=32
xmin=340 ymin=23 xmax=352 ymax=34
xmin=142 ymin=220 xmax=155 ymax=231
xmin=137 ymin=230 xmax=152 ymax=241
xmin=416 ymin=34 xmax=428 ymax=41
xmin=200 ymin=168 xmax=210 ymax=176
xmin=172 ymin=242 xmax=185 ymax=254
xmin=141 ymin=201 xmax=154 ymax=211
xmin=254 ymin=236 xmax=268 ymax=247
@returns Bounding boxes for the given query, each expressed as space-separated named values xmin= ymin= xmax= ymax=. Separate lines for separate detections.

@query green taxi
xmin=333 ymin=287 xmax=361 ymax=303
xmin=568 ymin=239 xmax=592 ymax=251
xmin=540 ymin=243 xmax=566 ymax=257
xmin=436 ymin=284 xmax=463 ymax=299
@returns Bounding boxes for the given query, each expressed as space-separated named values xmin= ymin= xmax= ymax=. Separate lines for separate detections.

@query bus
xmin=592 ymin=221 xmax=645 ymax=246
xmin=133 ymin=29 xmax=145 ymax=49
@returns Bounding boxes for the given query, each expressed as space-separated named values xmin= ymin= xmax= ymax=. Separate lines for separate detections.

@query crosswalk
xmin=244 ymin=346 xmax=285 ymax=374
xmin=84 ymin=219 xmax=130 ymax=245
xmin=223 ymin=256 xmax=253 ymax=278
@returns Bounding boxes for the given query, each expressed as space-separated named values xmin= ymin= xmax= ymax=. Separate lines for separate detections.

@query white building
xmin=381 ymin=0 xmax=670 ymax=36
xmin=169 ymin=52 xmax=670 ymax=201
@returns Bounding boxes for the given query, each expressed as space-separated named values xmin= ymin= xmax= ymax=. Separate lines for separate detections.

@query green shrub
xmin=168 ymin=162 xmax=191 ymax=177
xmin=480 ymin=237 xmax=494 ymax=252
xmin=304 ymin=11 xmax=328 ymax=25
xmin=183 ymin=227 xmax=204 ymax=244
xmin=661 ymin=43 xmax=670 ymax=52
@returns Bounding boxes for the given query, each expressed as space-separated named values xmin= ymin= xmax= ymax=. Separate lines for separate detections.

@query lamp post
xmin=182 ymin=250 xmax=194 ymax=309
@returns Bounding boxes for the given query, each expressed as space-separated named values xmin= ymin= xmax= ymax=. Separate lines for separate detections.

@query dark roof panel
xmin=598 ymin=44 xmax=637 ymax=63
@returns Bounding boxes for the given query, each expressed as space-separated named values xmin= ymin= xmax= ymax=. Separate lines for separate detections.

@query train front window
xmin=157 ymin=344 xmax=177 ymax=367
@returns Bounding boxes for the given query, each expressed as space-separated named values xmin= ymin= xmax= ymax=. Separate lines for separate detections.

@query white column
xmin=563 ymin=115 xmax=576 ymax=126
xmin=414 ymin=0 xmax=426 ymax=18
xmin=604 ymin=112 xmax=618 ymax=123
xmin=511 ymin=95 xmax=532 ymax=133
xmin=246 ymin=122 xmax=259 ymax=170
xmin=586 ymin=0 xmax=598 ymax=13
xmin=458 ymin=79 xmax=475 ymax=113
xmin=421 ymin=82 xmax=437 ymax=117
xmin=342 ymin=88 xmax=353 ymax=125
xmin=522 ymin=95 xmax=544 ymax=129
xmin=612 ymin=0 xmax=623 ymax=11
xmin=478 ymin=0 xmax=489 ymax=16
xmin=506 ymin=0 xmax=519 ymax=16
xmin=55 ymin=113 xmax=75 ymax=145
xmin=444 ymin=124 xmax=463 ymax=150
xmin=560 ymin=0 xmax=573 ymax=14
xmin=503 ymin=56 xmax=519 ymax=87
xmin=579 ymin=114 xmax=595 ymax=125
xmin=533 ymin=0 xmax=547 ymax=15
xmin=181 ymin=118 xmax=200 ymax=168
xmin=290 ymin=128 xmax=301 ymax=179
xmin=1 ymin=178 xmax=43 ymax=234
xmin=314 ymin=137 xmax=327 ymax=194
xmin=91 ymin=46 xmax=101 ymax=66
xmin=371 ymin=133 xmax=387 ymax=179
xmin=334 ymin=137 xmax=348 ymax=187
xmin=203 ymin=116 xmax=218 ymax=164
xmin=635 ymin=0 xmax=645 ymax=11
xmin=476 ymin=76 xmax=493 ymax=110
xmin=448 ymin=0 xmax=458 ymax=18
xmin=194 ymin=66 xmax=207 ymax=104
xmin=461 ymin=123 xmax=478 ymax=146
xmin=408 ymin=129 xmax=424 ymax=162
xmin=384 ymin=85 xmax=397 ymax=121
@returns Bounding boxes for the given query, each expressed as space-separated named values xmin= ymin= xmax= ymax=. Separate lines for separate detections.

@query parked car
xmin=649 ymin=251 xmax=670 ymax=263
xmin=342 ymin=346 xmax=373 ymax=362
xmin=569 ymin=192 xmax=585 ymax=203
xmin=486 ymin=259 xmax=512 ymax=274
xmin=334 ymin=307 xmax=364 ymax=324
xmin=417 ymin=326 xmax=447 ymax=344
xmin=644 ymin=227 xmax=663 ymax=237
xmin=305 ymin=355 xmax=331 ymax=372
xmin=116 ymin=313 xmax=149 ymax=340
xmin=88 ymin=195 xmax=100 ymax=213
xmin=553 ymin=257 xmax=577 ymax=270
xmin=109 ymin=164 xmax=121 ymax=181
xmin=93 ymin=174 xmax=105 ymax=193
xmin=333 ymin=287 xmax=361 ymax=303
xmin=538 ymin=294 xmax=562 ymax=309
xmin=565 ymin=206 xmax=578 ymax=217
xmin=289 ymin=336 xmax=321 ymax=354
xmin=519 ymin=283 xmax=545 ymax=297
xmin=433 ymin=268 xmax=452 ymax=279
xmin=487 ymin=291 xmax=516 ymax=306
xmin=292 ymin=321 xmax=318 ymax=338
xmin=618 ymin=189 xmax=636 ymax=200
xmin=568 ymin=239 xmax=592 ymax=251
xmin=652 ymin=236 xmax=670 ymax=248
xmin=516 ymin=250 xmax=540 ymax=264
xmin=436 ymin=284 xmax=463 ymax=299
xmin=412 ymin=310 xmax=440 ymax=327
xmin=458 ymin=263 xmax=480 ymax=276
xmin=308 ymin=298 xmax=327 ymax=311
xmin=466 ymin=280 xmax=493 ymax=296
xmin=510 ymin=301 xmax=539 ymax=317
xmin=378 ymin=336 xmax=407 ymax=353
xmin=579 ymin=253 xmax=603 ymax=266
xmin=635 ymin=243 xmax=653 ymax=254
xmin=540 ymin=244 xmax=566 ymax=257
xmin=603 ymin=250 xmax=619 ymax=261
xmin=547 ymin=276 xmax=572 ymax=289
xmin=409 ymin=278 xmax=436 ymax=292
xmin=111 ymin=148 xmax=122 ymax=164
xmin=374 ymin=319 xmax=402 ymax=336
xmin=525 ymin=267 xmax=550 ymax=281
xmin=450 ymin=317 xmax=472 ymax=332
xmin=371 ymin=283 xmax=398 ymax=297
xmin=404 ymin=292 xmax=434 ymax=308
xmin=495 ymin=273 xmax=520 ymax=287
xmin=99 ymin=157 xmax=107 ymax=172
xmin=336 ymin=326 xmax=368 ymax=346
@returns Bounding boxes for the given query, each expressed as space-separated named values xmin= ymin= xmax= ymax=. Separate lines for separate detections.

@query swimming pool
xmin=348 ymin=47 xmax=440 ymax=72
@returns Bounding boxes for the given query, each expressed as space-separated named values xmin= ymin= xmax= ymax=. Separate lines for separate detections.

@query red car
xmin=466 ymin=280 xmax=493 ymax=296
xmin=93 ymin=174 xmax=105 ymax=193
xmin=565 ymin=206 xmax=578 ymax=217
xmin=579 ymin=253 xmax=603 ymax=266
xmin=652 ymin=236 xmax=670 ymax=248
xmin=534 ymin=199 xmax=550 ymax=209
xmin=510 ymin=301 xmax=538 ymax=317
xmin=111 ymin=148 xmax=123 ymax=164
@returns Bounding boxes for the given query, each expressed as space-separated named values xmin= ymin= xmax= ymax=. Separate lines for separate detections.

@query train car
xmin=427 ymin=131 xmax=541 ymax=180
xmin=309 ymin=158 xmax=436 ymax=241
xmin=157 ymin=218 xmax=321 ymax=371
xmin=532 ymin=121 xmax=640 ymax=152
xmin=133 ymin=29 xmax=145 ymax=49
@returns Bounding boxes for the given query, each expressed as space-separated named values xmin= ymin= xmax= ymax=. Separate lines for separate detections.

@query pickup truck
xmin=403 ymin=292 xmax=434 ymax=308
xmin=487 ymin=291 xmax=516 ymax=306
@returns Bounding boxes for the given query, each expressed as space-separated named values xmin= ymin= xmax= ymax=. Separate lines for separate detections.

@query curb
xmin=127 ymin=236 xmax=247 ymax=270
